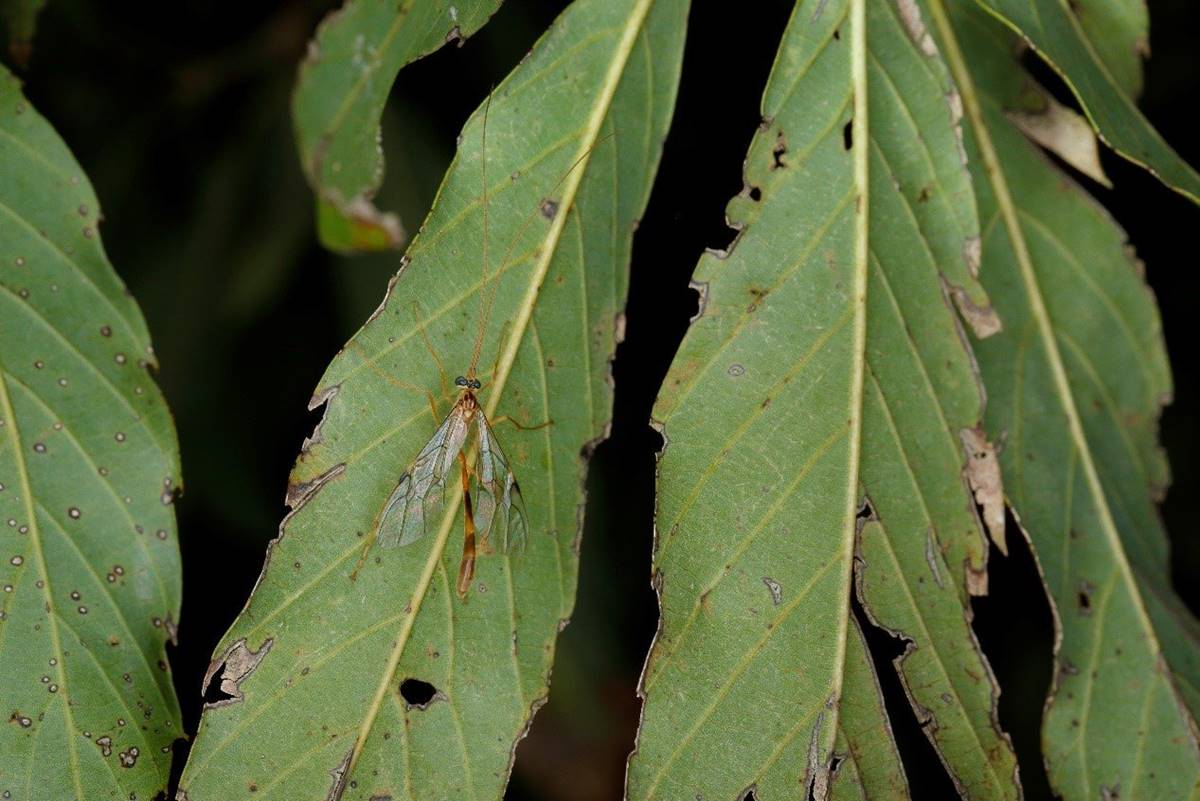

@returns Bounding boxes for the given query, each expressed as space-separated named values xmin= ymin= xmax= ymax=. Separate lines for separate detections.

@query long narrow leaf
xmin=630 ymin=1 xmax=1018 ymax=797
xmin=927 ymin=1 xmax=1200 ymax=796
xmin=829 ymin=619 xmax=910 ymax=800
xmin=0 ymin=66 xmax=183 ymax=801
xmin=178 ymin=1 xmax=687 ymax=798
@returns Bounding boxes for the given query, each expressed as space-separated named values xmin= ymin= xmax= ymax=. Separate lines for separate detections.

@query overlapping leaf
xmin=829 ymin=619 xmax=910 ymax=801
xmin=629 ymin=1 xmax=1018 ymax=797
xmin=926 ymin=0 xmax=1200 ymax=796
xmin=293 ymin=0 xmax=503 ymax=252
xmin=975 ymin=0 xmax=1200 ymax=202
xmin=0 ymin=66 xmax=182 ymax=801
xmin=1071 ymin=0 xmax=1147 ymax=98
xmin=178 ymin=0 xmax=687 ymax=798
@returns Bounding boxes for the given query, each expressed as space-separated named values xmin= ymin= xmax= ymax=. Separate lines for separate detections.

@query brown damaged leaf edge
xmin=627 ymin=564 xmax=667 ymax=786
xmin=626 ymin=98 xmax=763 ymax=790
xmin=960 ymin=426 xmax=1006 ymax=555
xmin=202 ymin=638 xmax=274 ymax=709
xmin=687 ymin=279 xmax=710 ymax=321
xmin=299 ymin=384 xmax=343 ymax=458
xmin=625 ymin=419 xmax=668 ymax=788
xmin=285 ymin=461 xmax=347 ymax=508
xmin=494 ymin=428 xmax=615 ymax=785
xmin=325 ymin=748 xmax=353 ymax=801
xmin=321 ymin=197 xmax=407 ymax=254
xmin=897 ymin=0 xmax=938 ymax=56
xmin=947 ymin=280 xmax=1001 ymax=339
xmin=852 ymin=513 xmax=1014 ymax=798
xmin=803 ymin=694 xmax=839 ymax=800
xmin=199 ymin=435 xmax=342 ymax=718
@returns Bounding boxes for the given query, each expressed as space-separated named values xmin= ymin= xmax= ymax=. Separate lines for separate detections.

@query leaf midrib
xmin=826 ymin=0 xmax=872 ymax=773
xmin=927 ymin=0 xmax=1185 ymax=734
xmin=343 ymin=0 xmax=658 ymax=780
xmin=0 ymin=354 xmax=84 ymax=799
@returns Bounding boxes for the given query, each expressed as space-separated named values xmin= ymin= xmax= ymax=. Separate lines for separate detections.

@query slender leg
xmin=485 ymin=320 xmax=552 ymax=433
xmin=490 ymin=414 xmax=553 ymax=432
xmin=456 ymin=451 xmax=477 ymax=598
xmin=348 ymin=304 xmax=454 ymax=583
xmin=412 ymin=301 xmax=450 ymax=399
xmin=350 ymin=529 xmax=374 ymax=581
xmin=488 ymin=319 xmax=512 ymax=386
xmin=346 ymin=340 xmax=445 ymax=424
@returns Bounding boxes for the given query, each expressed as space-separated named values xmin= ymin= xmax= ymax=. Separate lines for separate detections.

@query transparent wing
xmin=375 ymin=403 xmax=472 ymax=548
xmin=473 ymin=413 xmax=528 ymax=554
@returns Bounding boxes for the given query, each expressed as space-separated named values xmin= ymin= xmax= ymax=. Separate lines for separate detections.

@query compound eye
xmin=471 ymin=379 xmax=482 ymax=390
xmin=454 ymin=376 xmax=468 ymax=387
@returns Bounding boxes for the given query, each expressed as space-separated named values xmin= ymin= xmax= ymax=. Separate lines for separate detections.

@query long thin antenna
xmin=469 ymin=89 xmax=494 ymax=380
xmin=467 ymin=129 xmax=618 ymax=378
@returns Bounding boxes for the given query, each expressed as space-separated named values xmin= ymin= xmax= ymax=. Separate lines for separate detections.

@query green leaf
xmin=629 ymin=1 xmax=1017 ymax=797
xmin=829 ymin=618 xmax=910 ymax=801
xmin=927 ymin=0 xmax=1200 ymax=796
xmin=0 ymin=66 xmax=182 ymax=800
xmin=178 ymin=0 xmax=686 ymax=798
xmin=292 ymin=0 xmax=503 ymax=253
xmin=974 ymin=0 xmax=1200 ymax=203
xmin=1071 ymin=0 xmax=1148 ymax=98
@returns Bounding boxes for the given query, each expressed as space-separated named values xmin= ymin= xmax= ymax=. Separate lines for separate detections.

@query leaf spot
xmin=118 ymin=746 xmax=139 ymax=768
xmin=762 ymin=577 xmax=782 ymax=606
xmin=959 ymin=427 xmax=1006 ymax=554
xmin=924 ymin=529 xmax=946 ymax=589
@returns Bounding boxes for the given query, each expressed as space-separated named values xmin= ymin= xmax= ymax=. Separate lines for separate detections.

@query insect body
xmin=371 ymin=374 xmax=527 ymax=597
xmin=361 ymin=92 xmax=597 ymax=598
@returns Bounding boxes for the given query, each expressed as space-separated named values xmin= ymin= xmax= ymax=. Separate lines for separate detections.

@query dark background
xmin=9 ymin=1 xmax=1198 ymax=798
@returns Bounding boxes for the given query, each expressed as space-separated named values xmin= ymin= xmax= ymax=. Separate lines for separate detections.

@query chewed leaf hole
xmin=1078 ymin=582 xmax=1093 ymax=614
xmin=202 ymin=637 xmax=272 ymax=708
xmin=771 ymin=131 xmax=788 ymax=170
xmin=202 ymin=663 xmax=238 ymax=706
xmin=855 ymin=497 xmax=876 ymax=523
xmin=399 ymin=678 xmax=442 ymax=709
